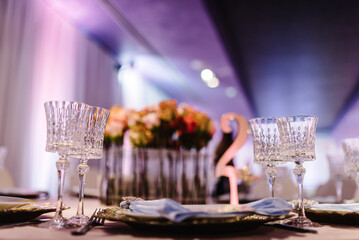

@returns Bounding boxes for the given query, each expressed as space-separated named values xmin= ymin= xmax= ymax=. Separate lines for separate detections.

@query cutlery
xmin=71 ymin=209 xmax=105 ymax=235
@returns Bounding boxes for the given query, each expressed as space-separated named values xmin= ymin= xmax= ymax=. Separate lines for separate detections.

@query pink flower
xmin=127 ymin=110 xmax=142 ymax=128
xmin=105 ymin=106 xmax=128 ymax=138
xmin=142 ymin=112 xmax=160 ymax=129
xmin=105 ymin=120 xmax=125 ymax=137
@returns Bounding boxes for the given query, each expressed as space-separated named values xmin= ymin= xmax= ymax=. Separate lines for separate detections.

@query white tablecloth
xmin=0 ymin=197 xmax=358 ymax=240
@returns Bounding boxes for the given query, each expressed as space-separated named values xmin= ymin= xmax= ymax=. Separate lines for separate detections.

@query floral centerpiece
xmin=101 ymin=99 xmax=216 ymax=204
xmin=126 ymin=100 xmax=215 ymax=150
xmin=127 ymin=99 xmax=180 ymax=149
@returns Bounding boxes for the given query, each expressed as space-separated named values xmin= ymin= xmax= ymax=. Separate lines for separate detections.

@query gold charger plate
xmin=305 ymin=203 xmax=359 ymax=225
xmin=0 ymin=202 xmax=57 ymax=223
xmin=306 ymin=207 xmax=359 ymax=225
xmin=99 ymin=207 xmax=291 ymax=233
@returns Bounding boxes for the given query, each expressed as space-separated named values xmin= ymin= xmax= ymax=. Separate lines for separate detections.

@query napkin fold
xmin=244 ymin=197 xmax=293 ymax=216
xmin=128 ymin=199 xmax=213 ymax=222
xmin=121 ymin=197 xmax=292 ymax=222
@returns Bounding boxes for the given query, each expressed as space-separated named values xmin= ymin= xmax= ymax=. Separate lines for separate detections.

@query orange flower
xmin=105 ymin=106 xmax=128 ymax=138
xmin=158 ymin=99 xmax=179 ymax=122
xmin=108 ymin=106 xmax=127 ymax=123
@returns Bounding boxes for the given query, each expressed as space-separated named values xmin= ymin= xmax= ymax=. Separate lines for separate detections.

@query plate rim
xmin=307 ymin=203 xmax=359 ymax=214
xmin=100 ymin=207 xmax=291 ymax=226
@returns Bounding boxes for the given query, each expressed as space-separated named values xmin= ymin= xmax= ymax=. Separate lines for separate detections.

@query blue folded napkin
xmin=127 ymin=199 xmax=219 ymax=222
xmin=121 ymin=197 xmax=292 ymax=223
xmin=244 ymin=197 xmax=293 ymax=216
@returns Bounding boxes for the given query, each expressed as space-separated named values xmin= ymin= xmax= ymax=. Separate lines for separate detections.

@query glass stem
xmin=335 ymin=175 xmax=343 ymax=203
xmin=76 ymin=159 xmax=89 ymax=216
xmin=266 ymin=164 xmax=277 ymax=198
xmin=293 ymin=161 xmax=306 ymax=218
xmin=55 ymin=156 xmax=69 ymax=219
xmin=355 ymin=174 xmax=359 ymax=200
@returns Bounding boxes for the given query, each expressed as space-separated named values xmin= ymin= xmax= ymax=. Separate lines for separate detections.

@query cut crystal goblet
xmin=43 ymin=101 xmax=91 ymax=229
xmin=67 ymin=106 xmax=110 ymax=227
xmin=277 ymin=115 xmax=321 ymax=227
xmin=326 ymin=149 xmax=345 ymax=203
xmin=249 ymin=117 xmax=284 ymax=197
xmin=341 ymin=138 xmax=359 ymax=199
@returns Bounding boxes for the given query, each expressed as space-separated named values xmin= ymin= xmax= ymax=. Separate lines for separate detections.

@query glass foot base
xmin=285 ymin=216 xmax=322 ymax=228
xmin=37 ymin=216 xmax=67 ymax=229
xmin=66 ymin=215 xmax=89 ymax=228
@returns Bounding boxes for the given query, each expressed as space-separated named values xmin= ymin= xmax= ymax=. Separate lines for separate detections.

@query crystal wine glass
xmin=326 ymin=149 xmax=345 ymax=203
xmin=67 ymin=106 xmax=110 ymax=227
xmin=43 ymin=101 xmax=91 ymax=228
xmin=277 ymin=115 xmax=321 ymax=227
xmin=341 ymin=138 xmax=359 ymax=199
xmin=249 ymin=117 xmax=284 ymax=197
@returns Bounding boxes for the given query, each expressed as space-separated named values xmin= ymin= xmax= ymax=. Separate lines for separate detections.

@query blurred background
xmin=1 ymin=0 xmax=359 ymax=200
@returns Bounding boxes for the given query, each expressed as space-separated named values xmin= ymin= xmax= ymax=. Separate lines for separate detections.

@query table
xmin=0 ymin=198 xmax=358 ymax=240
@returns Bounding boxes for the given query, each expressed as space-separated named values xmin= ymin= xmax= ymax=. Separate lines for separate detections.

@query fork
xmin=71 ymin=209 xmax=105 ymax=235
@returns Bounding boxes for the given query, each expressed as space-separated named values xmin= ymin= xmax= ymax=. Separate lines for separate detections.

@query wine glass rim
xmin=44 ymin=100 xmax=91 ymax=108
xmin=248 ymin=116 xmax=277 ymax=122
xmin=341 ymin=137 xmax=359 ymax=143
xmin=90 ymin=105 xmax=110 ymax=113
xmin=277 ymin=114 xmax=318 ymax=119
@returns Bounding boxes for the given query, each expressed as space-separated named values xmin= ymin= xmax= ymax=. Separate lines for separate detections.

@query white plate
xmin=0 ymin=196 xmax=31 ymax=211
xmin=308 ymin=203 xmax=359 ymax=213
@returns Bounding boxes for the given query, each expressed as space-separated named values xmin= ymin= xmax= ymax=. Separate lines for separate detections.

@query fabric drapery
xmin=0 ymin=0 xmax=120 ymax=192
